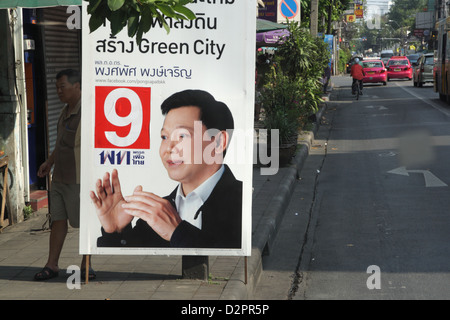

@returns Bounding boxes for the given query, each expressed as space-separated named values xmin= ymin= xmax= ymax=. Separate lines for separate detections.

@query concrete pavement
xmin=0 ymin=91 xmax=330 ymax=300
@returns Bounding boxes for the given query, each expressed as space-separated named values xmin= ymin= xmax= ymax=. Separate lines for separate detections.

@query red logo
xmin=95 ymin=86 xmax=151 ymax=149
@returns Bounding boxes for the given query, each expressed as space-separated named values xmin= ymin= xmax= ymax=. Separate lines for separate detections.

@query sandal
xmin=34 ymin=267 xmax=59 ymax=281
xmin=81 ymin=267 xmax=96 ymax=280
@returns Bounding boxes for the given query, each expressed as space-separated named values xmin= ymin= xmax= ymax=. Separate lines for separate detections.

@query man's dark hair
xmin=56 ymin=69 xmax=81 ymax=86
xmin=161 ymin=89 xmax=234 ymax=133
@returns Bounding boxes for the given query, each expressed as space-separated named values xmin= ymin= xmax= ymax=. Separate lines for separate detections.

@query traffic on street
xmin=255 ymin=75 xmax=450 ymax=300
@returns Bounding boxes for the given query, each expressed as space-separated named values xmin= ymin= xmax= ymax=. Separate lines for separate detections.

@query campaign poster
xmin=79 ymin=1 xmax=256 ymax=256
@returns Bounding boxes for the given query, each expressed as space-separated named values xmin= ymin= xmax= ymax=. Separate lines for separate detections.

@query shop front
xmin=0 ymin=1 xmax=81 ymax=225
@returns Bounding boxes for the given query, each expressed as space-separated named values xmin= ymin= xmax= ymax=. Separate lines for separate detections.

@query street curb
xmin=220 ymin=100 xmax=329 ymax=300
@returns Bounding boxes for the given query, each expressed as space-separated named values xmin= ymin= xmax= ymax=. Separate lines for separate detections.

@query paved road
xmin=254 ymin=76 xmax=450 ymax=300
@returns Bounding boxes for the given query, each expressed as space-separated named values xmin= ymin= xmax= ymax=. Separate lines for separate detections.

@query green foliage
xmin=388 ymin=0 xmax=428 ymax=33
xmin=338 ymin=46 xmax=351 ymax=73
xmin=261 ymin=21 xmax=330 ymax=144
xmin=277 ymin=21 xmax=329 ymax=83
xmin=277 ymin=22 xmax=327 ymax=115
xmin=300 ymin=0 xmax=352 ymax=33
xmin=85 ymin=0 xmax=196 ymax=44
xmin=277 ymin=22 xmax=315 ymax=81
xmin=261 ymin=70 xmax=302 ymax=143
xmin=23 ymin=204 xmax=33 ymax=220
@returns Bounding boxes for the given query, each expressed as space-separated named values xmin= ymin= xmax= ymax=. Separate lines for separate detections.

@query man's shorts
xmin=50 ymin=182 xmax=80 ymax=228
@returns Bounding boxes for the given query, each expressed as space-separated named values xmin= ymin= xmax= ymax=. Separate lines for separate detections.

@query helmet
xmin=354 ymin=58 xmax=360 ymax=63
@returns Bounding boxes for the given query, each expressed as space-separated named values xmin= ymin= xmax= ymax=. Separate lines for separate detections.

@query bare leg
xmin=45 ymin=219 xmax=68 ymax=271
xmin=34 ymin=219 xmax=67 ymax=280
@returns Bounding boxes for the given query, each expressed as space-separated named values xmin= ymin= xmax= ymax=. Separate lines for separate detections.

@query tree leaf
xmin=159 ymin=16 xmax=170 ymax=34
xmin=149 ymin=5 xmax=170 ymax=34
xmin=89 ymin=13 xmax=105 ymax=33
xmin=127 ymin=11 xmax=140 ymax=37
xmin=86 ymin=0 xmax=197 ymax=42
xmin=128 ymin=0 xmax=141 ymax=12
xmin=178 ymin=0 xmax=192 ymax=5
xmin=136 ymin=22 xmax=146 ymax=45
xmin=87 ymin=0 xmax=103 ymax=13
xmin=139 ymin=5 xmax=153 ymax=33
xmin=109 ymin=9 xmax=126 ymax=35
xmin=108 ymin=0 xmax=126 ymax=11
xmin=173 ymin=4 xmax=196 ymax=20
xmin=155 ymin=3 xmax=176 ymax=18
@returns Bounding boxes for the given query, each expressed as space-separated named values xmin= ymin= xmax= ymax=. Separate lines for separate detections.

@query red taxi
xmin=362 ymin=60 xmax=387 ymax=85
xmin=386 ymin=56 xmax=413 ymax=81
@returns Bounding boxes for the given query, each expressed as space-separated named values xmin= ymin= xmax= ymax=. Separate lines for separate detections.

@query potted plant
xmin=260 ymin=69 xmax=301 ymax=166
xmin=275 ymin=21 xmax=330 ymax=126
xmin=257 ymin=21 xmax=330 ymax=167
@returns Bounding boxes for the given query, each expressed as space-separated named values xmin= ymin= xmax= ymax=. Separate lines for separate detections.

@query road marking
xmin=388 ymin=166 xmax=448 ymax=187
xmin=378 ymin=151 xmax=397 ymax=157
xmin=365 ymin=105 xmax=388 ymax=110
xmin=394 ymin=82 xmax=450 ymax=117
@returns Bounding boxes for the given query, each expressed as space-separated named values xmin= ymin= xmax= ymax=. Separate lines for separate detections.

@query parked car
xmin=362 ymin=59 xmax=387 ymax=85
xmin=386 ymin=56 xmax=413 ymax=81
xmin=413 ymin=53 xmax=434 ymax=87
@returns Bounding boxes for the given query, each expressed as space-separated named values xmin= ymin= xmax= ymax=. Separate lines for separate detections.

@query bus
xmin=434 ymin=17 xmax=450 ymax=102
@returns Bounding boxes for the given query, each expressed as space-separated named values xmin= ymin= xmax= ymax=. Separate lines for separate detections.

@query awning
xmin=256 ymin=18 xmax=288 ymax=33
xmin=0 ymin=0 xmax=81 ymax=8
xmin=257 ymin=28 xmax=290 ymax=46
xmin=256 ymin=19 xmax=289 ymax=47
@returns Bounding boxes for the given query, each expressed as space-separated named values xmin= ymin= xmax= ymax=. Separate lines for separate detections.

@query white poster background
xmin=80 ymin=1 xmax=256 ymax=256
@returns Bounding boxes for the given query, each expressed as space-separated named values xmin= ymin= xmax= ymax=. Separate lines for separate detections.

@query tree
xmin=300 ymin=0 xmax=352 ymax=33
xmin=262 ymin=21 xmax=330 ymax=131
xmin=387 ymin=0 xmax=427 ymax=33
xmin=86 ymin=0 xmax=196 ymax=44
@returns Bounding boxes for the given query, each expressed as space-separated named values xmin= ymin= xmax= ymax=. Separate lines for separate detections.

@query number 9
xmin=103 ymin=88 xmax=143 ymax=147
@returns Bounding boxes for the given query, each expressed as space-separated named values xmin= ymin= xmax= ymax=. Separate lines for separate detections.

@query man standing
xmin=34 ymin=69 xmax=93 ymax=280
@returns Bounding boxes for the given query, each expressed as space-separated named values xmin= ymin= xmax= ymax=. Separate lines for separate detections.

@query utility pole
xmin=326 ymin=0 xmax=334 ymax=34
xmin=311 ymin=0 xmax=319 ymax=36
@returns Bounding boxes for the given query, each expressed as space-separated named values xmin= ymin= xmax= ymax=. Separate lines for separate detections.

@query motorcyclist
xmin=350 ymin=58 xmax=365 ymax=95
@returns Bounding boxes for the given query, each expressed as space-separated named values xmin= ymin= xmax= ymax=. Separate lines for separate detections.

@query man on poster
xmin=90 ymin=89 xmax=242 ymax=249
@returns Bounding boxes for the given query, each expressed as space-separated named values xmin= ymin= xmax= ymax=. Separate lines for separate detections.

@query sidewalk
xmin=0 ymin=92 xmax=330 ymax=300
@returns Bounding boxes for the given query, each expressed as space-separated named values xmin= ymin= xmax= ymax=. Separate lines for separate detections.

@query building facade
xmin=0 ymin=3 xmax=81 ymax=225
